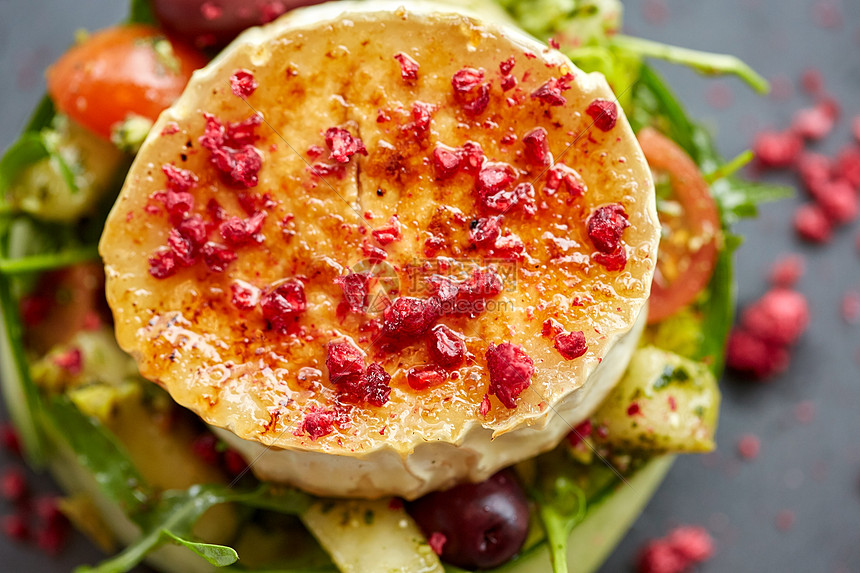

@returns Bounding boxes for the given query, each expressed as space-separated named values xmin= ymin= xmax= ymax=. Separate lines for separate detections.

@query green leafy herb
xmin=45 ymin=397 xmax=152 ymax=517
xmin=127 ymin=0 xmax=157 ymax=25
xmin=0 ymin=244 xmax=100 ymax=276
xmin=533 ymin=476 xmax=587 ymax=573
xmin=160 ymin=530 xmax=239 ymax=567
xmin=704 ymin=150 xmax=754 ymax=184
xmin=24 ymin=95 xmax=57 ymax=133
xmin=0 ymin=133 xmax=50 ymax=196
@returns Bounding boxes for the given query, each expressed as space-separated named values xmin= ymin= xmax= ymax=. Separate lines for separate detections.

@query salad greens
xmin=0 ymin=0 xmax=792 ymax=572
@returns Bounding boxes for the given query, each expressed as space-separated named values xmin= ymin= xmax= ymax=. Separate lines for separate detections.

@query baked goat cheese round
xmin=99 ymin=1 xmax=659 ymax=499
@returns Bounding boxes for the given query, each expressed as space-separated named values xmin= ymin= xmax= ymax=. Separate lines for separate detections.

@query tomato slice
xmin=46 ymin=25 xmax=208 ymax=140
xmin=637 ymin=127 xmax=720 ymax=324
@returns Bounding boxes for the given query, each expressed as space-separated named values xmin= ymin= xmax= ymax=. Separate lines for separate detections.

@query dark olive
xmin=406 ymin=468 xmax=530 ymax=570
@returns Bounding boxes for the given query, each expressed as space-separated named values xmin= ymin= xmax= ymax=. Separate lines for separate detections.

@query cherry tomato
xmin=637 ymin=127 xmax=720 ymax=324
xmin=151 ymin=0 xmax=327 ymax=50
xmin=46 ymin=25 xmax=208 ymax=140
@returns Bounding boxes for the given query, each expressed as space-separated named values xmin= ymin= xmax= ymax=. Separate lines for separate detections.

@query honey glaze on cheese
xmin=100 ymin=2 xmax=659 ymax=497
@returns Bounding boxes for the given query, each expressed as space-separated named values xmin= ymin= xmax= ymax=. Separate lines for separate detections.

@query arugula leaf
xmin=610 ymin=34 xmax=769 ymax=94
xmin=161 ymin=530 xmax=239 ymax=567
xmin=0 ymin=133 xmax=50 ymax=196
xmin=0 ymin=244 xmax=100 ymax=276
xmin=127 ymin=0 xmax=157 ymax=25
xmin=77 ymin=484 xmax=312 ymax=573
xmin=45 ymin=397 xmax=152 ymax=518
xmin=24 ymin=95 xmax=57 ymax=133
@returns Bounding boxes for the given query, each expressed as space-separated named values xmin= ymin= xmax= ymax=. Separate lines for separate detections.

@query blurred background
xmin=0 ymin=0 xmax=858 ymax=571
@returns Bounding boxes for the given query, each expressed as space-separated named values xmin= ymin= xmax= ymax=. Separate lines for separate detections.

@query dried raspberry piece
xmin=493 ymin=233 xmax=526 ymax=260
xmin=176 ymin=215 xmax=208 ymax=249
xmin=566 ymin=419 xmax=592 ymax=447
xmin=219 ymin=211 xmax=267 ymax=246
xmin=585 ymin=99 xmax=618 ymax=132
xmin=162 ymin=163 xmax=198 ymax=193
xmin=372 ymin=216 xmax=402 ymax=245
xmin=499 ymin=56 xmax=516 ymax=75
xmin=451 ymin=67 xmax=485 ymax=94
xmin=463 ymin=83 xmax=491 ymax=116
xmin=835 ymin=146 xmax=860 ymax=187
xmin=741 ymin=288 xmax=810 ymax=346
xmin=522 ymin=127 xmax=551 ymax=166
xmin=382 ymin=297 xmax=441 ymax=337
xmin=361 ymin=240 xmax=388 ymax=261
xmin=168 ymin=228 xmax=196 ymax=267
xmin=393 ymin=52 xmax=419 ymax=82
xmin=593 ymin=247 xmax=628 ymax=271
xmin=531 ymin=74 xmax=573 ymax=106
xmin=813 ymin=178 xmax=858 ymax=224
xmin=544 ymin=163 xmax=586 ymax=199
xmin=326 ymin=340 xmax=365 ymax=383
xmin=407 ymin=365 xmax=447 ymax=390
xmin=404 ymin=101 xmax=435 ymax=137
xmin=261 ymin=279 xmax=307 ymax=333
xmin=793 ymin=203 xmax=832 ymax=243
xmin=149 ymin=249 xmax=178 ymax=279
xmin=299 ymin=406 xmax=336 ymax=440
xmin=37 ymin=520 xmax=70 ymax=556
xmin=201 ymin=242 xmax=237 ymax=272
xmin=588 ymin=204 xmax=629 ymax=253
xmin=769 ymin=254 xmax=805 ymax=287
xmin=325 ymin=127 xmax=367 ymax=164
xmin=161 ymin=122 xmax=180 ymax=136
xmin=726 ymin=328 xmax=790 ymax=379
xmin=753 ymin=130 xmax=803 ymax=168
xmin=791 ymin=103 xmax=835 ymax=140
xmin=230 ymin=280 xmax=260 ymax=310
xmin=230 ymin=69 xmax=258 ymax=98
xmin=361 ymin=363 xmax=392 ymax=406
xmin=484 ymin=182 xmax=536 ymax=214
xmin=469 ymin=216 xmax=502 ymax=247
xmin=1 ymin=466 xmax=27 ymax=501
xmin=479 ymin=394 xmax=491 ymax=416
xmin=433 ymin=146 xmax=462 ymax=179
xmin=500 ymin=74 xmax=517 ymax=92
xmin=429 ymin=325 xmax=466 ymax=368
xmin=456 ymin=268 xmax=504 ymax=315
xmin=665 ymin=526 xmax=714 ymax=562
xmin=199 ymin=113 xmax=264 ymax=188
xmin=636 ymin=526 xmax=714 ymax=573
xmin=541 ymin=318 xmax=564 ymax=337
xmin=476 ymin=162 xmax=517 ymax=203
xmin=427 ymin=531 xmax=447 ymax=556
xmin=459 ymin=141 xmax=486 ymax=174
xmin=1 ymin=514 xmax=28 ymax=541
xmin=335 ymin=272 xmax=371 ymax=313
xmin=737 ymin=434 xmax=761 ymax=460
xmin=53 ymin=347 xmax=82 ymax=375
xmin=0 ymin=424 xmax=21 ymax=458
xmin=801 ymin=67 xmax=824 ymax=95
xmin=797 ymin=152 xmax=832 ymax=191
xmin=554 ymin=331 xmax=588 ymax=360
xmin=486 ymin=342 xmax=534 ymax=409
xmin=164 ymin=189 xmax=194 ymax=221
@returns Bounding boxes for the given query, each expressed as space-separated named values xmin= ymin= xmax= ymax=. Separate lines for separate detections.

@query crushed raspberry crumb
xmin=219 ymin=211 xmax=266 ymax=246
xmin=372 ymin=216 xmax=402 ymax=245
xmin=149 ymin=249 xmax=178 ymax=279
xmin=351 ymin=363 xmax=392 ymax=407
xmin=567 ymin=419 xmax=593 ymax=447
xmin=407 ymin=365 xmax=447 ymax=390
xmin=230 ymin=280 xmax=260 ymax=310
xmin=326 ymin=340 xmax=365 ymax=383
xmin=177 ymin=215 xmax=208 ymax=248
xmin=325 ymin=126 xmax=367 ymax=163
xmin=335 ymin=272 xmax=371 ymax=313
xmin=429 ymin=325 xmax=467 ymax=368
xmin=493 ymin=233 xmax=526 ymax=260
xmin=162 ymin=163 xmax=198 ymax=193
xmin=531 ymin=74 xmax=573 ymax=106
xmin=433 ymin=146 xmax=461 ymax=179
xmin=0 ymin=424 xmax=21 ymax=458
xmin=522 ymin=127 xmax=551 ymax=166
xmin=797 ymin=152 xmax=832 ymax=191
xmin=627 ymin=402 xmax=641 ymax=416
xmin=199 ymin=113 xmax=264 ymax=188
xmin=404 ymin=101 xmax=435 ymax=137
xmin=499 ymin=56 xmax=516 ymax=75
xmin=544 ymin=162 xmax=586 ymax=199
xmin=501 ymin=74 xmax=517 ymax=91
xmin=801 ymin=67 xmax=824 ymax=95
xmin=594 ymin=247 xmax=628 ymax=271
xmin=455 ymin=268 xmax=504 ymax=316
xmin=769 ymin=254 xmax=805 ymax=287
xmin=298 ymin=406 xmax=336 ymax=440
xmin=53 ymin=347 xmax=82 ymax=375
xmin=479 ymin=394 xmax=491 ymax=416
xmin=486 ymin=342 xmax=535 ymax=409
xmin=542 ymin=318 xmax=564 ymax=337
xmin=636 ymin=525 xmax=714 ymax=573
xmin=754 ymin=130 xmax=803 ymax=168
xmin=476 ymin=162 xmax=517 ymax=203
xmin=791 ymin=102 xmax=836 ymax=140
xmin=812 ymin=178 xmax=858 ymax=224
xmin=230 ymin=69 xmax=258 ymax=98
xmin=586 ymin=99 xmax=618 ymax=132
xmin=588 ymin=204 xmax=629 ymax=253
xmin=459 ymin=141 xmax=486 ymax=174
xmin=794 ymin=203 xmax=832 ymax=242
xmin=485 ymin=182 xmax=536 ymax=215
xmin=452 ymin=67 xmax=485 ymax=94
xmin=741 ymin=288 xmax=809 ymax=346
xmin=201 ymin=242 xmax=237 ymax=272
xmin=160 ymin=122 xmax=180 ymax=136
xmin=775 ymin=509 xmax=796 ymax=531
xmin=261 ymin=279 xmax=307 ymax=333
xmin=726 ymin=328 xmax=790 ymax=379
xmin=737 ymin=434 xmax=761 ymax=460
xmin=835 ymin=146 xmax=860 ymax=187
xmin=1 ymin=514 xmax=28 ymax=542
xmin=428 ymin=531 xmax=447 ymax=555
xmin=463 ymin=83 xmax=491 ymax=116
xmin=168 ymin=228 xmax=196 ymax=267
xmin=469 ymin=216 xmax=502 ymax=247
xmin=382 ymin=297 xmax=441 ymax=338
xmin=394 ymin=52 xmax=419 ymax=82
xmin=555 ymin=331 xmax=588 ymax=360
xmin=1 ymin=467 xmax=27 ymax=502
